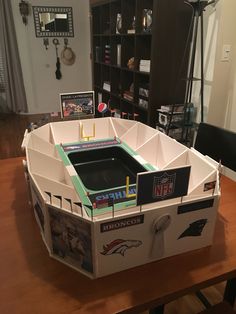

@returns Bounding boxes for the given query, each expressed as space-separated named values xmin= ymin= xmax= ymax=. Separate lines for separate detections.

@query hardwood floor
xmin=0 ymin=113 xmax=60 ymax=159
xmin=0 ymin=113 xmax=228 ymax=314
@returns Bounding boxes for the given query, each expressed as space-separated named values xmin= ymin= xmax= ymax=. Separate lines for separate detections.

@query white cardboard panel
xmin=29 ymin=173 xmax=52 ymax=250
xmin=136 ymin=134 xmax=159 ymax=166
xmin=108 ymin=117 xmax=117 ymax=138
xmin=21 ymin=129 xmax=29 ymax=149
xmin=31 ymin=123 xmax=53 ymax=143
xmin=32 ymin=173 xmax=81 ymax=213
xmin=27 ymin=148 xmax=65 ymax=183
xmin=163 ymin=151 xmax=188 ymax=170
xmin=94 ymin=197 xmax=218 ymax=277
xmin=157 ymin=132 xmax=187 ymax=169
xmin=136 ymin=123 xmax=157 ymax=149
xmin=119 ymin=123 xmax=138 ymax=149
xmin=120 ymin=123 xmax=156 ymax=150
xmin=50 ymin=120 xmax=80 ymax=144
xmin=29 ymin=133 xmax=56 ymax=157
xmin=187 ymin=149 xmax=216 ymax=193
xmin=80 ymin=117 xmax=116 ymax=140
xmin=184 ymin=170 xmax=218 ymax=200
xmin=111 ymin=118 xmax=137 ymax=138
xmin=64 ymin=166 xmax=75 ymax=187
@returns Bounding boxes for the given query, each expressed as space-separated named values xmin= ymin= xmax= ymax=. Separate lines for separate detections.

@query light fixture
xmin=19 ymin=0 xmax=29 ymax=25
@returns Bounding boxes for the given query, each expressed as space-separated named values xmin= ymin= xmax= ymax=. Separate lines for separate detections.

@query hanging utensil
xmin=53 ymin=38 xmax=62 ymax=80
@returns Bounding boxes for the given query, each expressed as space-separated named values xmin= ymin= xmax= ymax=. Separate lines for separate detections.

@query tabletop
xmin=0 ymin=157 xmax=236 ymax=314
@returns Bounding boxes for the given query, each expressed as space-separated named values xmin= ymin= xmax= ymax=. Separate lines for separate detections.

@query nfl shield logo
xmin=152 ymin=172 xmax=176 ymax=199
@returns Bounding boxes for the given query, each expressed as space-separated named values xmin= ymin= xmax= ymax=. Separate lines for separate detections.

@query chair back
xmin=194 ymin=122 xmax=236 ymax=171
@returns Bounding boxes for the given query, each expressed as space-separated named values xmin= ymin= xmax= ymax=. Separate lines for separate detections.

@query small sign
xmin=204 ymin=181 xmax=216 ymax=191
xmin=100 ymin=215 xmax=144 ymax=233
xmin=63 ymin=139 xmax=120 ymax=152
xmin=60 ymin=91 xmax=94 ymax=118
xmin=89 ymin=186 xmax=136 ymax=205
xmin=136 ymin=166 xmax=191 ymax=206
xmin=177 ymin=198 xmax=214 ymax=214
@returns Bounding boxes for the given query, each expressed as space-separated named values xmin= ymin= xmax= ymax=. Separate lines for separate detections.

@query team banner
xmin=136 ymin=166 xmax=191 ymax=206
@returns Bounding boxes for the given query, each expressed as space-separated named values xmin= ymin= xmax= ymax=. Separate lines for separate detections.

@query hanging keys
xmin=53 ymin=38 xmax=62 ymax=80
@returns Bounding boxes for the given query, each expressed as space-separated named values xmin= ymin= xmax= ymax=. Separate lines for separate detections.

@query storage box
xmin=22 ymin=118 xmax=220 ymax=279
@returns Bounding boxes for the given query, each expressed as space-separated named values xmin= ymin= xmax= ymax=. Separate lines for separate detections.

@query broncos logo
xmin=101 ymin=239 xmax=142 ymax=256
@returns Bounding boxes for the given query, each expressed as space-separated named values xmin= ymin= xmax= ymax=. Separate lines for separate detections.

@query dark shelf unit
xmin=91 ymin=0 xmax=192 ymax=126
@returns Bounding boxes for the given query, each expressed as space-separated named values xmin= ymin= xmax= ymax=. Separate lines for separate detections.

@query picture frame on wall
xmin=60 ymin=91 xmax=95 ymax=119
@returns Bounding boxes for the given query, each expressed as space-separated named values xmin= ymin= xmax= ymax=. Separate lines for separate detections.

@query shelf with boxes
xmin=91 ymin=0 xmax=153 ymax=124
xmin=91 ymin=0 xmax=192 ymax=127
xmin=156 ymin=103 xmax=195 ymax=144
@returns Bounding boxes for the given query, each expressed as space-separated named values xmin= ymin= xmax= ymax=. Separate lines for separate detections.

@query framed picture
xmin=60 ymin=91 xmax=95 ymax=119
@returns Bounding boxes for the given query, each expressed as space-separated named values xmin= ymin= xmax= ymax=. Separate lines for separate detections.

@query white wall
xmin=205 ymin=0 xmax=236 ymax=180
xmin=191 ymin=1 xmax=222 ymax=123
xmin=207 ymin=0 xmax=236 ymax=129
xmin=191 ymin=0 xmax=236 ymax=180
xmin=11 ymin=0 xmax=92 ymax=114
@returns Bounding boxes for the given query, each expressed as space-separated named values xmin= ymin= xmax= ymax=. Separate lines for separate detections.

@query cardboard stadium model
xmin=22 ymin=118 xmax=220 ymax=279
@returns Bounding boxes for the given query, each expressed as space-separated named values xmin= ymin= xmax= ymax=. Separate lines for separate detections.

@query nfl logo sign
xmin=152 ymin=172 xmax=176 ymax=199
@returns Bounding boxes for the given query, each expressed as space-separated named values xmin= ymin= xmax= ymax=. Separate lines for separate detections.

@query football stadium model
xmin=22 ymin=117 xmax=220 ymax=279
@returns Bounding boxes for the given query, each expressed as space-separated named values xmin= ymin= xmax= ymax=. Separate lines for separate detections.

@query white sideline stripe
xmin=134 ymin=155 xmax=146 ymax=165
xmin=66 ymin=165 xmax=77 ymax=176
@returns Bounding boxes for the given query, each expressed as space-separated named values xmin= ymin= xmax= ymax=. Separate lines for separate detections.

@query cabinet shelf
xmin=94 ymin=33 xmax=152 ymax=37
xmin=91 ymin=0 xmax=191 ymax=127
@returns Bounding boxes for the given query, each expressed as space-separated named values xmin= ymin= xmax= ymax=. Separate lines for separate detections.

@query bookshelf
xmin=91 ymin=0 xmax=192 ymax=127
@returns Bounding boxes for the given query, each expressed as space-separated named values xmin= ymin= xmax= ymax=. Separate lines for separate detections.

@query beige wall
xmin=207 ymin=0 xmax=236 ymax=130
xmin=11 ymin=0 xmax=92 ymax=113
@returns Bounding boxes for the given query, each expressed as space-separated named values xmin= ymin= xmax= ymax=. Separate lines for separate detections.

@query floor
xmin=0 ymin=112 xmax=61 ymax=159
xmin=0 ymin=113 xmax=229 ymax=313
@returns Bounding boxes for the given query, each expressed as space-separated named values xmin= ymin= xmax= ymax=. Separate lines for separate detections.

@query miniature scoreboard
xmin=22 ymin=117 xmax=220 ymax=279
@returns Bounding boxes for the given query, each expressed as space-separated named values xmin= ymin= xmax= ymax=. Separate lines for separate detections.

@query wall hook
xmin=43 ymin=38 xmax=49 ymax=50
xmin=64 ymin=38 xmax=68 ymax=48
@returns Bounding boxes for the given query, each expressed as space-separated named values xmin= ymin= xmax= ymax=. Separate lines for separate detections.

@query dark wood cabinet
xmin=90 ymin=0 xmax=192 ymax=127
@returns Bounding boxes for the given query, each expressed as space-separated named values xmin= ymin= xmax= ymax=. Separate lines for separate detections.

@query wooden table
xmin=0 ymin=157 xmax=236 ymax=314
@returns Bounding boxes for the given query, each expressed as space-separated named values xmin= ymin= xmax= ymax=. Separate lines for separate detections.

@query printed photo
xmin=60 ymin=91 xmax=94 ymax=118
xmin=48 ymin=206 xmax=93 ymax=274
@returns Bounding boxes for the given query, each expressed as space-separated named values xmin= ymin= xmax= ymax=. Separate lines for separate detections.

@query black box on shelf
xmin=160 ymin=104 xmax=185 ymax=113
xmin=157 ymin=110 xmax=183 ymax=127
xmin=95 ymin=46 xmax=101 ymax=62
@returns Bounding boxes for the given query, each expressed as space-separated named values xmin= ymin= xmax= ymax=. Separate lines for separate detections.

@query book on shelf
xmin=117 ymin=44 xmax=121 ymax=66
xmin=123 ymin=90 xmax=134 ymax=101
xmin=98 ymin=92 xmax=102 ymax=104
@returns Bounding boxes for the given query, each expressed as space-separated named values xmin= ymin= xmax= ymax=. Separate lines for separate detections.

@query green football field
xmin=56 ymin=138 xmax=155 ymax=217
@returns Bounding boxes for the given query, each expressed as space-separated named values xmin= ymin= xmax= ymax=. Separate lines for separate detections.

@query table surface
xmin=0 ymin=157 xmax=236 ymax=314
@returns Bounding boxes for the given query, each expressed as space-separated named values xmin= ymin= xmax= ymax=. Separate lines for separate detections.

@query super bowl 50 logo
xmin=152 ymin=172 xmax=176 ymax=199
